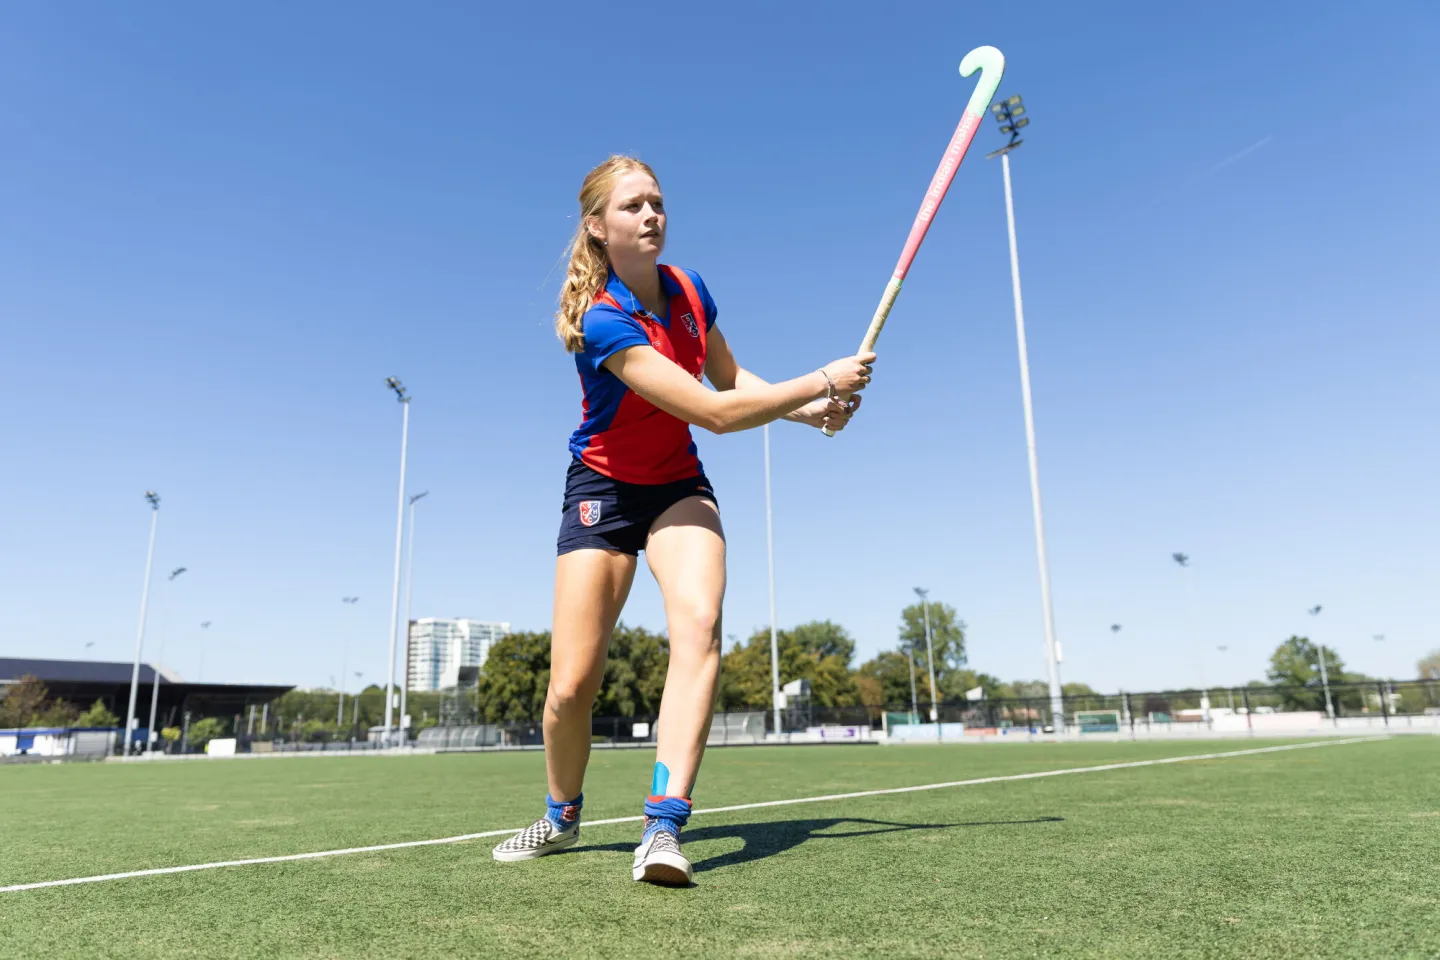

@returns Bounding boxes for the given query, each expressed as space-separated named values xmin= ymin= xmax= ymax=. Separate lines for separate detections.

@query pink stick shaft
xmin=892 ymin=109 xmax=984 ymax=281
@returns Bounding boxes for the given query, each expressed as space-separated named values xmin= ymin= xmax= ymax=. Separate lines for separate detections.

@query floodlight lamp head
xmin=991 ymin=103 xmax=1005 ymax=115
xmin=1007 ymin=95 xmax=1022 ymax=106
xmin=410 ymin=491 xmax=430 ymax=505
xmin=201 ymin=621 xmax=212 ymax=629
xmin=1309 ymin=605 xmax=1323 ymax=616
xmin=1172 ymin=552 xmax=1190 ymax=567
xmin=169 ymin=566 xmax=187 ymax=580
xmin=144 ymin=490 xmax=160 ymax=509
xmin=385 ymin=376 xmax=408 ymax=401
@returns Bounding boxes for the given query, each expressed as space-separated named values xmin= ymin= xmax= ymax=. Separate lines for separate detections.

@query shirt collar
xmin=605 ymin=267 xmax=679 ymax=320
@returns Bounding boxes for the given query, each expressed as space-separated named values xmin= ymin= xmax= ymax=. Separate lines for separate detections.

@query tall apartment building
xmin=405 ymin=619 xmax=510 ymax=692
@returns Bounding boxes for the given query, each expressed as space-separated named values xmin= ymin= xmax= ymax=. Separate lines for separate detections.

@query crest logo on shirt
xmin=680 ymin=313 xmax=699 ymax=338
xmin=578 ymin=500 xmax=603 ymax=527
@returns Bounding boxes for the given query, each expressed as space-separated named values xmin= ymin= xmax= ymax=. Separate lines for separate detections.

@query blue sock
xmin=545 ymin=793 xmax=583 ymax=831
xmin=643 ymin=795 xmax=692 ymax=840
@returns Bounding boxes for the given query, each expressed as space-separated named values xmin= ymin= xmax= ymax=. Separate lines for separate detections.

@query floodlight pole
xmin=383 ymin=377 xmax=411 ymax=747
xmin=124 ymin=491 xmax=161 ymax=757
xmin=763 ymin=424 xmax=782 ymax=736
xmin=352 ymin=672 xmax=364 ymax=736
xmin=399 ymin=491 xmax=428 ymax=746
xmin=339 ymin=596 xmax=358 ymax=726
xmin=915 ymin=587 xmax=939 ymax=722
xmin=906 ymin=643 xmax=920 ymax=727
xmin=1310 ymin=605 xmax=1335 ymax=722
xmin=988 ymin=97 xmax=1064 ymax=732
xmin=147 ymin=566 xmax=187 ymax=751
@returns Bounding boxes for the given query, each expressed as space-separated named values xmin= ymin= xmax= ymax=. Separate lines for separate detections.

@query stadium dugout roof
xmin=0 ymin=658 xmax=293 ymax=729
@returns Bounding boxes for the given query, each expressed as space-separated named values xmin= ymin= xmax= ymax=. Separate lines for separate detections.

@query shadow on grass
xmin=569 ymin=816 xmax=1063 ymax=873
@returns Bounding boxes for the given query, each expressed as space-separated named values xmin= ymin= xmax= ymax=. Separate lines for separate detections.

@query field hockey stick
xmin=822 ymin=44 xmax=1005 ymax=437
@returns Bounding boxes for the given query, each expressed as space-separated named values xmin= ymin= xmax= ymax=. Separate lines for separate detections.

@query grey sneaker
xmin=632 ymin=826 xmax=692 ymax=885
xmin=492 ymin=817 xmax=579 ymax=862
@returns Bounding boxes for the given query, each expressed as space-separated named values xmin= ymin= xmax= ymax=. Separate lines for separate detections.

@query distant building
xmin=405 ymin=619 xmax=509 ymax=692
xmin=0 ymin=657 xmax=292 ymax=738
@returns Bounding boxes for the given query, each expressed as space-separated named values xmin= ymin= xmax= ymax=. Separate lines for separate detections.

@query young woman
xmin=491 ymin=155 xmax=875 ymax=885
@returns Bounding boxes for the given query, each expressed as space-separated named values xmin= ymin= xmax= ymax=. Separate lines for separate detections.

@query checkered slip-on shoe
xmin=632 ymin=826 xmax=692 ymax=885
xmin=492 ymin=817 xmax=579 ymax=862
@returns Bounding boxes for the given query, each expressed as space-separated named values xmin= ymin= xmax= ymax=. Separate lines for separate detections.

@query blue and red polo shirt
xmin=568 ymin=265 xmax=718 ymax=484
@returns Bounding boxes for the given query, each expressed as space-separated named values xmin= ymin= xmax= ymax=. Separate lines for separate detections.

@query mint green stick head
xmin=960 ymin=45 xmax=1005 ymax=117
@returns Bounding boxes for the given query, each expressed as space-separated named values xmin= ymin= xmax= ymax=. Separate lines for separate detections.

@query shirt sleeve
xmin=581 ymin=302 xmax=650 ymax=369
xmin=686 ymin=269 xmax=719 ymax=330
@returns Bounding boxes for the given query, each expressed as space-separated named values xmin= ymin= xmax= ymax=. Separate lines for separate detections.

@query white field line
xmin=0 ymin=736 xmax=1385 ymax=895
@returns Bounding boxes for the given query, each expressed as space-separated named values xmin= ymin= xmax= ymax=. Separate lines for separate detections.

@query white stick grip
xmin=822 ymin=276 xmax=901 ymax=437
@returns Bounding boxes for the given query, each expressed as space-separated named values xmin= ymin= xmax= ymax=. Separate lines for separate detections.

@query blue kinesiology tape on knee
xmin=650 ymin=761 xmax=670 ymax=797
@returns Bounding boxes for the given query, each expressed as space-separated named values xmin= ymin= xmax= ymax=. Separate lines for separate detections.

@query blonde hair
xmin=555 ymin=155 xmax=661 ymax=352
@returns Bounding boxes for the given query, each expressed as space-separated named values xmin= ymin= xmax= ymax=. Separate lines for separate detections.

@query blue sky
xmin=2 ymin=2 xmax=1437 ymax=695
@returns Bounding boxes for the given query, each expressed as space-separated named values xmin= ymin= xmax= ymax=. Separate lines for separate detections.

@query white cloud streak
xmin=1185 ymin=135 xmax=1274 ymax=188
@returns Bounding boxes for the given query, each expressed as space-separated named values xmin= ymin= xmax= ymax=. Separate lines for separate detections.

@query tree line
xmin=468 ymin=601 xmax=1102 ymax=723
xmin=6 ymin=615 xmax=1436 ymax=737
xmin=0 ymin=676 xmax=120 ymax=729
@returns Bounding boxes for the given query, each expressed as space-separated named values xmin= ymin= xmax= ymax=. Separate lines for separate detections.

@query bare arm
xmin=705 ymin=325 xmax=863 ymax=431
xmin=729 ymin=363 xmax=808 ymax=422
xmin=604 ymin=345 xmax=827 ymax=434
xmin=703 ymin=326 xmax=795 ymax=411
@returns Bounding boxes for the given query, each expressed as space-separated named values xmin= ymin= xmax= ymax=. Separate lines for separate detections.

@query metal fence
xmin=874 ymin=678 xmax=1440 ymax=735
xmin=392 ymin=678 xmax=1440 ymax=746
xmin=155 ymin=678 xmax=1438 ymax=754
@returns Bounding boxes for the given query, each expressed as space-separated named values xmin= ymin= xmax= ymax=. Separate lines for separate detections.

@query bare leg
xmin=644 ymin=497 xmax=726 ymax=797
xmin=545 ymin=548 xmax=637 ymax=801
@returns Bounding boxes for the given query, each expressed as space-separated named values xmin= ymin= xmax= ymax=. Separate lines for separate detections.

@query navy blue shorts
xmin=557 ymin=458 xmax=718 ymax=556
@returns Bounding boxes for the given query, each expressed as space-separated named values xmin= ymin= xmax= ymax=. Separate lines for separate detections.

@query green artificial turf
xmin=1 ymin=736 xmax=1436 ymax=959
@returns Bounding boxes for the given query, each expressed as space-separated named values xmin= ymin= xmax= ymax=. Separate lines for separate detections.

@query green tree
xmin=269 ymin=686 xmax=369 ymax=740
xmin=76 ymin=700 xmax=121 ymax=728
xmin=856 ymin=650 xmax=915 ymax=710
xmin=782 ymin=621 xmax=860 ymax=706
xmin=1010 ymin=680 xmax=1050 ymax=700
xmin=597 ymin=623 xmax=669 ymax=717
xmin=0 ymin=675 xmax=50 ymax=727
xmin=719 ymin=621 xmax=860 ymax=710
xmin=477 ymin=630 xmax=551 ymax=722
xmin=1419 ymin=650 xmax=1440 ymax=681
xmin=1267 ymin=636 xmax=1345 ymax=710
xmin=187 ymin=717 xmax=227 ymax=749
xmin=33 ymin=699 xmax=80 ymax=728
xmin=947 ymin=669 xmax=1006 ymax=701
xmin=718 ymin=635 xmax=771 ymax=710
xmin=898 ymin=601 xmax=966 ymax=703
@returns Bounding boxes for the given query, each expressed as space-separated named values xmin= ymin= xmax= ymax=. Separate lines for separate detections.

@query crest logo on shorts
xmin=578 ymin=500 xmax=602 ymax=527
xmin=681 ymin=313 xmax=699 ymax=338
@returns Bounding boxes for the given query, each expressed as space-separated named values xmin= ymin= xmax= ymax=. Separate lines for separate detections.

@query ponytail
xmin=555 ymin=155 xmax=660 ymax=353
